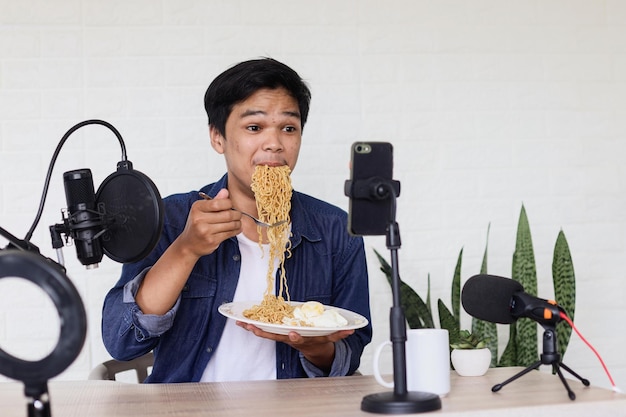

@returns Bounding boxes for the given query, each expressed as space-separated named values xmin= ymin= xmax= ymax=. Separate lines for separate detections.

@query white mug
xmin=373 ymin=328 xmax=450 ymax=397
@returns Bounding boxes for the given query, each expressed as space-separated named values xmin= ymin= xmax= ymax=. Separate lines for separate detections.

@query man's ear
xmin=209 ymin=125 xmax=225 ymax=154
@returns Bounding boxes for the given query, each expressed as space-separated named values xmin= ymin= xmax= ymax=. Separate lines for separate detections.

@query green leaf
xmin=450 ymin=329 xmax=490 ymax=350
xmin=511 ymin=205 xmax=538 ymax=366
xmin=438 ymin=299 xmax=459 ymax=344
xmin=426 ymin=274 xmax=432 ymax=317
xmin=374 ymin=249 xmax=434 ymax=329
xmin=553 ymin=230 xmax=575 ymax=359
xmin=471 ymin=223 xmax=498 ymax=366
xmin=472 ymin=318 xmax=499 ymax=367
xmin=403 ymin=281 xmax=435 ymax=329
xmin=374 ymin=249 xmax=393 ymax=277
xmin=451 ymin=248 xmax=462 ymax=325
xmin=498 ymin=324 xmax=518 ymax=367
xmin=480 ymin=223 xmax=490 ymax=274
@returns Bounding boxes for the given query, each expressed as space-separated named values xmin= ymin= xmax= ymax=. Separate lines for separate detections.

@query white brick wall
xmin=1 ymin=0 xmax=625 ymax=392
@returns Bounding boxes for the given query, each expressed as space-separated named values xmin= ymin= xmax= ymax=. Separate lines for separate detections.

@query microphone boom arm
xmin=24 ymin=119 xmax=127 ymax=243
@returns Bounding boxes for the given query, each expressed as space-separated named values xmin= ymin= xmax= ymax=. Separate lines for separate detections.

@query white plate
xmin=218 ymin=301 xmax=369 ymax=337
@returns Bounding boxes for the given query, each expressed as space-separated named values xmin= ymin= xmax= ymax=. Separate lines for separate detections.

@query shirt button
xmin=232 ymin=254 xmax=240 ymax=261
xmin=207 ymin=347 xmax=213 ymax=353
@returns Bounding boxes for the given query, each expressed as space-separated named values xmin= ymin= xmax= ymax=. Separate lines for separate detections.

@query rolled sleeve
xmin=299 ymin=339 xmax=351 ymax=377
xmin=123 ymin=267 xmax=181 ymax=339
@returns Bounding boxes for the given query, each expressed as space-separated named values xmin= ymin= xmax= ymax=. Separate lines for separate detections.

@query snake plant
xmin=377 ymin=204 xmax=576 ymax=368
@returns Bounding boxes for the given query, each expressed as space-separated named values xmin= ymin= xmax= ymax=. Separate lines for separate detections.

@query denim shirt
xmin=101 ymin=174 xmax=372 ymax=383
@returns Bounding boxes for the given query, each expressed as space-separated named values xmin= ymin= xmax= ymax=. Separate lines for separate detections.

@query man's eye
xmin=247 ymin=125 xmax=260 ymax=132
xmin=284 ymin=126 xmax=297 ymax=133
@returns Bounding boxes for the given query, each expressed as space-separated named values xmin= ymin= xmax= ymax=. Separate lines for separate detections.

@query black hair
xmin=204 ymin=57 xmax=312 ymax=137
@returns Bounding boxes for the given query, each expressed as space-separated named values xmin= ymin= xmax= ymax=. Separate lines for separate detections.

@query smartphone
xmin=345 ymin=142 xmax=399 ymax=236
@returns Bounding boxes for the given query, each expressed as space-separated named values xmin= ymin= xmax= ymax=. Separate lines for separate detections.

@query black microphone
xmin=63 ymin=169 xmax=104 ymax=268
xmin=461 ymin=274 xmax=565 ymax=325
xmin=55 ymin=161 xmax=164 ymax=268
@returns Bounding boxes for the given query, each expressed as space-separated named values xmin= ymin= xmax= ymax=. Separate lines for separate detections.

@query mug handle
xmin=373 ymin=341 xmax=394 ymax=388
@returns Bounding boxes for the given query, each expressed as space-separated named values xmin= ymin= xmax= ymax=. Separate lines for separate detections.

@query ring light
xmin=0 ymin=250 xmax=87 ymax=414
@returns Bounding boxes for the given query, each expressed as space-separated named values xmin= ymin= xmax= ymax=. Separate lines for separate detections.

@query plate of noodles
xmin=218 ymin=300 xmax=369 ymax=337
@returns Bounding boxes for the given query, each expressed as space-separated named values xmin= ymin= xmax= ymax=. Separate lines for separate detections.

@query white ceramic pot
xmin=450 ymin=348 xmax=491 ymax=377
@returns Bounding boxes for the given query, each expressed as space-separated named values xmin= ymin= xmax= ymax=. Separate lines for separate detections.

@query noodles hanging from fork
xmin=243 ymin=165 xmax=294 ymax=324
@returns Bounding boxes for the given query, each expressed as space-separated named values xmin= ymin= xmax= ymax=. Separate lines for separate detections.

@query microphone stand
xmin=1 ymin=120 xmax=152 ymax=417
xmin=358 ymin=181 xmax=441 ymax=414
xmin=491 ymin=324 xmax=590 ymax=400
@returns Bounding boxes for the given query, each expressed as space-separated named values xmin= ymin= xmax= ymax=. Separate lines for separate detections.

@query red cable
xmin=559 ymin=312 xmax=621 ymax=392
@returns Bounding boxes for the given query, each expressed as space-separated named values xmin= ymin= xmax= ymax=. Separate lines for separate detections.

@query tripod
xmin=492 ymin=324 xmax=590 ymax=400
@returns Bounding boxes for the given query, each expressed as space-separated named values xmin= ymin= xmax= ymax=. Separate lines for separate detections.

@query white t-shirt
xmin=200 ymin=233 xmax=278 ymax=382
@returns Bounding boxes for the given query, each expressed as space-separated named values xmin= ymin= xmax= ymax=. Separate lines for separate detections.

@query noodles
xmin=245 ymin=294 xmax=294 ymax=324
xmin=242 ymin=165 xmax=295 ymax=324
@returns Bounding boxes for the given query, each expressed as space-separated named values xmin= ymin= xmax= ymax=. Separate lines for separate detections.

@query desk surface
xmin=1 ymin=368 xmax=625 ymax=417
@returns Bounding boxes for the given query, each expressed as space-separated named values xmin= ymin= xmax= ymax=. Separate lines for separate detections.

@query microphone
xmin=63 ymin=169 xmax=104 ymax=268
xmin=55 ymin=161 xmax=164 ymax=269
xmin=461 ymin=274 xmax=565 ymax=325
xmin=1 ymin=119 xmax=165 ymax=417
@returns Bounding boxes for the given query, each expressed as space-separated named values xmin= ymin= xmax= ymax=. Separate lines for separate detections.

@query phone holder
xmin=344 ymin=177 xmax=401 ymax=202
xmin=345 ymin=177 xmax=441 ymax=414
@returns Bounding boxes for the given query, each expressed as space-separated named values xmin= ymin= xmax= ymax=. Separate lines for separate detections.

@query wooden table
xmin=1 ymin=368 xmax=625 ymax=417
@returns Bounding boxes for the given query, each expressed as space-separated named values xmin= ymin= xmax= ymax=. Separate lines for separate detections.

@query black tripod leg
xmin=553 ymin=364 xmax=576 ymax=400
xmin=492 ymin=361 xmax=542 ymax=393
xmin=559 ymin=362 xmax=591 ymax=387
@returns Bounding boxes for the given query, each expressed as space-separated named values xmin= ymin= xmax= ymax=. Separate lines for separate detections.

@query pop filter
xmin=96 ymin=161 xmax=163 ymax=264
xmin=2 ymin=119 xmax=165 ymax=417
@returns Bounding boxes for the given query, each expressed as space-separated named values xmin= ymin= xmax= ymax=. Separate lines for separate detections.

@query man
xmin=101 ymin=57 xmax=372 ymax=382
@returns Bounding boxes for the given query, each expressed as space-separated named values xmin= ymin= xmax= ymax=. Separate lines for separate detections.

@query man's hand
xmin=236 ymin=321 xmax=354 ymax=372
xmin=178 ymin=188 xmax=242 ymax=258
xmin=136 ymin=188 xmax=241 ymax=315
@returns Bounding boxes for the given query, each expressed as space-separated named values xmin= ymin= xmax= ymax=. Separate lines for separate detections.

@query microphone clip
xmin=52 ymin=201 xmax=109 ymax=268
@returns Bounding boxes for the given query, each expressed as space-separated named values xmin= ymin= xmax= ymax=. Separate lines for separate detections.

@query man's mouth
xmin=255 ymin=161 xmax=285 ymax=167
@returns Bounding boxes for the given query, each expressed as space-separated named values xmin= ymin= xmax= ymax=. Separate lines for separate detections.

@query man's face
xmin=210 ymin=87 xmax=302 ymax=199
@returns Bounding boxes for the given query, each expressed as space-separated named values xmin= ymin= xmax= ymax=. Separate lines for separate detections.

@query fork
xmin=198 ymin=192 xmax=287 ymax=228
